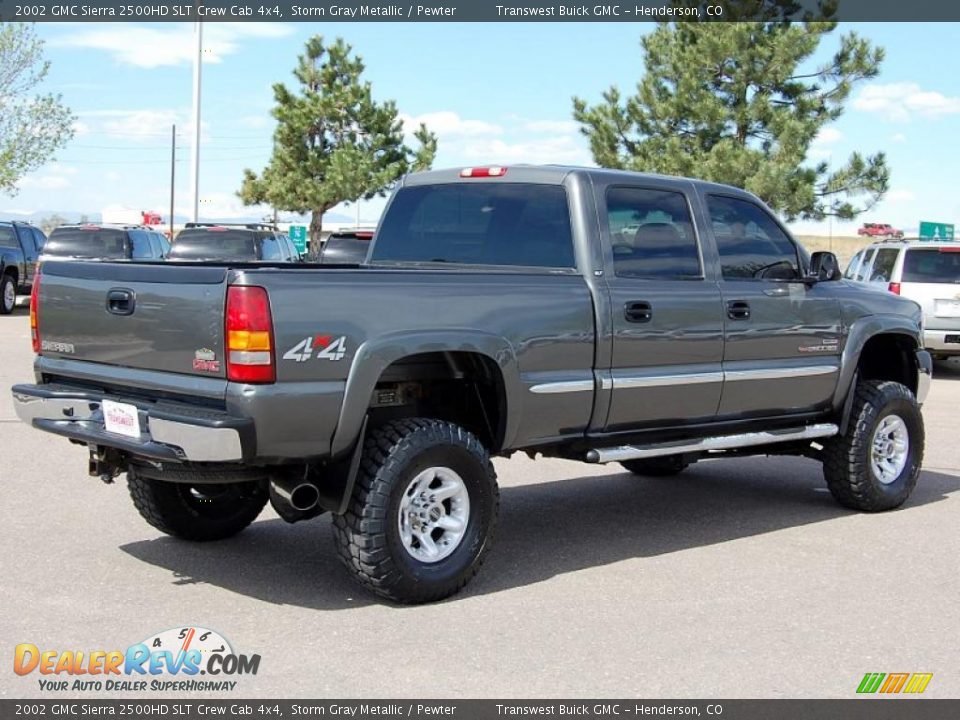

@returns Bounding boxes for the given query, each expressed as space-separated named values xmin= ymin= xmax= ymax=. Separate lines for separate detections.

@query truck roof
xmin=402 ymin=165 xmax=762 ymax=203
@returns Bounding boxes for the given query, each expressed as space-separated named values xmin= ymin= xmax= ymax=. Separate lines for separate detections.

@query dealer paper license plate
xmin=101 ymin=399 xmax=141 ymax=439
xmin=935 ymin=299 xmax=960 ymax=317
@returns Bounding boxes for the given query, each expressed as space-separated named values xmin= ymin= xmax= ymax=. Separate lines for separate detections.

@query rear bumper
xmin=11 ymin=383 xmax=254 ymax=462
xmin=923 ymin=330 xmax=960 ymax=354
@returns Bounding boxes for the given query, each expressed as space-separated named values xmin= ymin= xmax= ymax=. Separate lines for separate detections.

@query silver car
xmin=845 ymin=239 xmax=960 ymax=357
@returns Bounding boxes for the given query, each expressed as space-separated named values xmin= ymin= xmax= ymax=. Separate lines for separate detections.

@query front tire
xmin=0 ymin=274 xmax=15 ymax=315
xmin=621 ymin=455 xmax=691 ymax=477
xmin=822 ymin=380 xmax=924 ymax=511
xmin=127 ymin=469 xmax=268 ymax=541
xmin=332 ymin=418 xmax=499 ymax=604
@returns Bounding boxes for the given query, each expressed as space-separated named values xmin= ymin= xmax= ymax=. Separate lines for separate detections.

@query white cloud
xmin=50 ymin=23 xmax=294 ymax=69
xmin=18 ymin=175 xmax=70 ymax=190
xmin=853 ymin=82 xmax=960 ymax=122
xmin=808 ymin=127 xmax=842 ymax=160
xmin=891 ymin=133 xmax=907 ymax=143
xmin=885 ymin=189 xmax=916 ymax=203
xmin=76 ymin=109 xmax=207 ymax=142
xmin=522 ymin=119 xmax=581 ymax=134
xmin=461 ymin=137 xmax=592 ymax=166
xmin=72 ymin=120 xmax=91 ymax=137
xmin=402 ymin=111 xmax=502 ymax=137
xmin=239 ymin=115 xmax=271 ymax=129
xmin=191 ymin=192 xmax=263 ymax=220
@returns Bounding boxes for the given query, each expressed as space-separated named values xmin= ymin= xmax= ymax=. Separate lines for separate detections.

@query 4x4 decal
xmin=283 ymin=335 xmax=348 ymax=362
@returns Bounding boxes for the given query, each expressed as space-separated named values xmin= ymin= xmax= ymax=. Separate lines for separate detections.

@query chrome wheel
xmin=2 ymin=281 xmax=14 ymax=312
xmin=870 ymin=414 xmax=909 ymax=485
xmin=397 ymin=466 xmax=470 ymax=563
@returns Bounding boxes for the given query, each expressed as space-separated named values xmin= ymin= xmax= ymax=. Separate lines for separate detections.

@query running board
xmin=584 ymin=423 xmax=839 ymax=464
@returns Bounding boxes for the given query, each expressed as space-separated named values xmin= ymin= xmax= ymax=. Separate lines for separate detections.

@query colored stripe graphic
xmin=857 ymin=673 xmax=886 ymax=693
xmin=880 ymin=673 xmax=909 ymax=693
xmin=903 ymin=673 xmax=934 ymax=694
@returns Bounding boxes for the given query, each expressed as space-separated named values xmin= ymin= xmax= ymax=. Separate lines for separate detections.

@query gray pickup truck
xmin=12 ymin=166 xmax=932 ymax=603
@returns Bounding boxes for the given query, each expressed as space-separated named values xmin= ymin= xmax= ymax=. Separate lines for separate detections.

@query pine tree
xmin=0 ymin=24 xmax=75 ymax=196
xmin=572 ymin=3 xmax=887 ymax=220
xmin=239 ymin=36 xmax=437 ymax=246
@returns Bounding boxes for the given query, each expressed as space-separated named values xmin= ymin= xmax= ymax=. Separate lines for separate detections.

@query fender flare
xmin=329 ymin=329 xmax=522 ymax=457
xmin=832 ymin=314 xmax=923 ymax=412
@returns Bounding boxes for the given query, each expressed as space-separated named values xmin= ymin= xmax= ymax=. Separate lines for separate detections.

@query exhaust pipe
xmin=269 ymin=472 xmax=324 ymax=523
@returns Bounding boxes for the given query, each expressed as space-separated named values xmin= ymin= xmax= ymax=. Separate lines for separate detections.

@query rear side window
xmin=606 ymin=186 xmax=700 ymax=278
xmin=260 ymin=235 xmax=282 ymax=261
xmin=128 ymin=230 xmax=154 ymax=260
xmin=854 ymin=248 xmax=876 ymax=281
xmin=31 ymin=228 xmax=46 ymax=252
xmin=372 ymin=183 xmax=575 ymax=268
xmin=169 ymin=229 xmax=257 ymax=260
xmin=902 ymin=248 xmax=960 ymax=284
xmin=708 ymin=195 xmax=800 ymax=280
xmin=45 ymin=228 xmax=128 ymax=259
xmin=870 ymin=248 xmax=899 ymax=282
xmin=0 ymin=226 xmax=16 ymax=248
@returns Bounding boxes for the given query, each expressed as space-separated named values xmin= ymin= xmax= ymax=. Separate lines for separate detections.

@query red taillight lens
xmin=225 ymin=286 xmax=275 ymax=383
xmin=29 ymin=272 xmax=41 ymax=353
xmin=888 ymin=282 xmax=901 ymax=295
xmin=459 ymin=166 xmax=507 ymax=178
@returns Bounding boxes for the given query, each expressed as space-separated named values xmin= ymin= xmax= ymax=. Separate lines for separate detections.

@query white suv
xmin=845 ymin=240 xmax=960 ymax=358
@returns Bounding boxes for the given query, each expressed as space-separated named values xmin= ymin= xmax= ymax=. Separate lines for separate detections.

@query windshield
xmin=168 ymin=230 xmax=258 ymax=260
xmin=44 ymin=228 xmax=128 ymax=259
xmin=901 ymin=248 xmax=960 ymax=284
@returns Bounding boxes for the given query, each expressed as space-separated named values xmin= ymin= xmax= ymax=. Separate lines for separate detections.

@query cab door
xmin=599 ymin=182 xmax=725 ymax=431
xmin=702 ymin=193 xmax=842 ymax=418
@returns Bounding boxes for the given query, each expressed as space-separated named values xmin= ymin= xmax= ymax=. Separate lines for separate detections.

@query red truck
xmin=858 ymin=223 xmax=904 ymax=239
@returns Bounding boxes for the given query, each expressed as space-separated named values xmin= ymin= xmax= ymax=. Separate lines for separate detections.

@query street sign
xmin=288 ymin=225 xmax=308 ymax=253
xmin=919 ymin=221 xmax=955 ymax=241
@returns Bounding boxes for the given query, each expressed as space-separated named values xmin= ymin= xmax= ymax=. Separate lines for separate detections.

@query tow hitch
xmin=88 ymin=446 xmax=125 ymax=484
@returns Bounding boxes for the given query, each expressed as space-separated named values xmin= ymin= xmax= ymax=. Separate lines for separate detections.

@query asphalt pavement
xmin=1 ymin=305 xmax=958 ymax=698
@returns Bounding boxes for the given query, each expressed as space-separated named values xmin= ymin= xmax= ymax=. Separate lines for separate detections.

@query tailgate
xmin=902 ymin=281 xmax=960 ymax=330
xmin=37 ymin=261 xmax=229 ymax=377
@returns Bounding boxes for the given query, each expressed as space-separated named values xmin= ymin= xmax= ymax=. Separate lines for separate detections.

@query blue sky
xmin=4 ymin=21 xmax=959 ymax=235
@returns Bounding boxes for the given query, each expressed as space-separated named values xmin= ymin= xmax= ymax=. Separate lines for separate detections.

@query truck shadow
xmin=932 ymin=358 xmax=960 ymax=379
xmin=120 ymin=460 xmax=959 ymax=610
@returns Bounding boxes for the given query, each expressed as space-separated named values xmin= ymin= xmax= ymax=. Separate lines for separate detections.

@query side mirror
xmin=809 ymin=251 xmax=841 ymax=282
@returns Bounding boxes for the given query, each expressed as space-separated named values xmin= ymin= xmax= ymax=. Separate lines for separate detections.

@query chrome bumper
xmin=915 ymin=350 xmax=932 ymax=405
xmin=923 ymin=330 xmax=960 ymax=354
xmin=11 ymin=384 xmax=253 ymax=462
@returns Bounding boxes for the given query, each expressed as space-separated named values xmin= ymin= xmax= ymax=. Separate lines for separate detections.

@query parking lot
xmin=1 ymin=305 xmax=958 ymax=699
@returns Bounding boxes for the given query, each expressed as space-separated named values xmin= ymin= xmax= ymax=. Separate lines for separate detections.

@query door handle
xmin=106 ymin=288 xmax=136 ymax=316
xmin=625 ymin=301 xmax=652 ymax=323
xmin=726 ymin=300 xmax=751 ymax=320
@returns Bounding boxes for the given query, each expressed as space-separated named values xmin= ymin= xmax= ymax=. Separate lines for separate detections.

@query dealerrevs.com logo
xmin=13 ymin=626 xmax=260 ymax=693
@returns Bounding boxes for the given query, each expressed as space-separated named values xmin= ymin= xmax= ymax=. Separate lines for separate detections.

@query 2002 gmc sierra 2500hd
xmin=12 ymin=165 xmax=932 ymax=603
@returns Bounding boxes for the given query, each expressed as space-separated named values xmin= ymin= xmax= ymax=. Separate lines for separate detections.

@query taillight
xmin=225 ymin=286 xmax=275 ymax=383
xmin=29 ymin=272 xmax=41 ymax=353
xmin=888 ymin=282 xmax=901 ymax=295
xmin=459 ymin=166 xmax=507 ymax=178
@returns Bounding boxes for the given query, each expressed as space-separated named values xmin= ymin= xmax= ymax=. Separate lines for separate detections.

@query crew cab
xmin=0 ymin=221 xmax=45 ymax=314
xmin=12 ymin=166 xmax=932 ymax=603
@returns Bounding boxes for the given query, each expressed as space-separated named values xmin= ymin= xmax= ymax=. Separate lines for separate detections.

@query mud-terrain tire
xmin=332 ymin=418 xmax=499 ymax=604
xmin=822 ymin=379 xmax=924 ymax=512
xmin=1 ymin=274 xmax=15 ymax=314
xmin=127 ymin=469 xmax=267 ymax=541
xmin=621 ymin=455 xmax=691 ymax=477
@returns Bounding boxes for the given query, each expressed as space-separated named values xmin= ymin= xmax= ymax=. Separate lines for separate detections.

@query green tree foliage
xmin=0 ymin=24 xmax=75 ymax=196
xmin=239 ymin=36 xmax=438 ymax=245
xmin=572 ymin=2 xmax=887 ymax=220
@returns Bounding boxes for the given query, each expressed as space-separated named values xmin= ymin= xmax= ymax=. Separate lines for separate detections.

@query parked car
xmin=317 ymin=229 xmax=374 ymax=264
xmin=845 ymin=239 xmax=960 ymax=358
xmin=13 ymin=165 xmax=931 ymax=603
xmin=858 ymin=223 xmax=904 ymax=239
xmin=0 ymin=221 xmax=45 ymax=314
xmin=41 ymin=224 xmax=169 ymax=263
xmin=168 ymin=223 xmax=301 ymax=263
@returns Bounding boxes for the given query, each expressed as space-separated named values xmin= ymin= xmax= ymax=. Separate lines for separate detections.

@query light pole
xmin=189 ymin=21 xmax=203 ymax=223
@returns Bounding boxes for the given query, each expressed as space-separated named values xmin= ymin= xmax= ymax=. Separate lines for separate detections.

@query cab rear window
xmin=901 ymin=248 xmax=960 ymax=284
xmin=372 ymin=183 xmax=575 ymax=269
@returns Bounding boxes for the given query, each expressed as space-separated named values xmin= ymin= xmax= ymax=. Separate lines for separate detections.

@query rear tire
xmin=822 ymin=380 xmax=924 ymax=511
xmin=332 ymin=418 xmax=499 ymax=604
xmin=621 ymin=455 xmax=691 ymax=477
xmin=127 ymin=469 xmax=267 ymax=541
xmin=0 ymin=274 xmax=15 ymax=315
